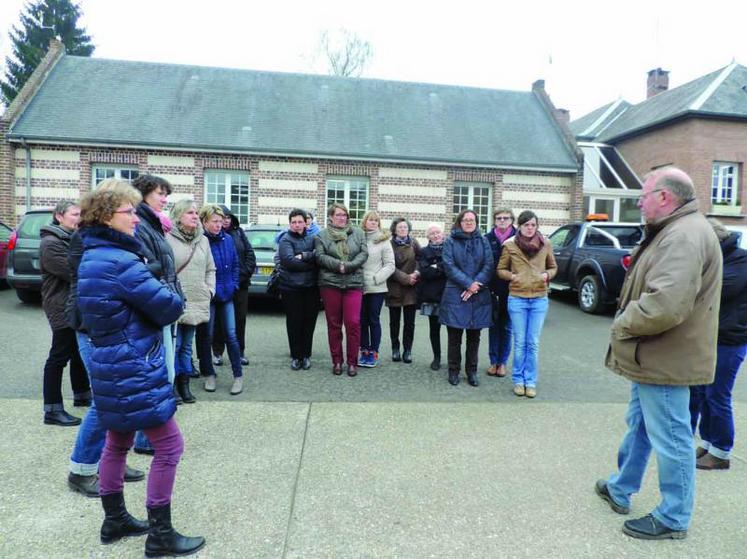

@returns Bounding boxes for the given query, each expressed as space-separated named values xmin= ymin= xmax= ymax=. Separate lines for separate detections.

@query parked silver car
xmin=244 ymin=224 xmax=285 ymax=298
xmin=6 ymin=209 xmax=54 ymax=303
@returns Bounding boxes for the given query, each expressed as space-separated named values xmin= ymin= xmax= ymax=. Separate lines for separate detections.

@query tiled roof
xmin=592 ymin=64 xmax=747 ymax=142
xmin=8 ymin=56 xmax=579 ymax=170
xmin=570 ymin=99 xmax=631 ymax=140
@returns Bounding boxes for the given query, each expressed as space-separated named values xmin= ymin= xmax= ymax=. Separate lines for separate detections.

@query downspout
xmin=21 ymin=138 xmax=31 ymax=209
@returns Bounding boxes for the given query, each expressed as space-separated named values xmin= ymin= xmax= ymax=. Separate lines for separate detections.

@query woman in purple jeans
xmin=77 ymin=181 xmax=204 ymax=557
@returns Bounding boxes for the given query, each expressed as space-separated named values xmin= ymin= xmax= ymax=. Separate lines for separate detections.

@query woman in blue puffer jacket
xmin=439 ymin=209 xmax=494 ymax=387
xmin=199 ymin=204 xmax=243 ymax=395
xmin=77 ymin=181 xmax=204 ymax=557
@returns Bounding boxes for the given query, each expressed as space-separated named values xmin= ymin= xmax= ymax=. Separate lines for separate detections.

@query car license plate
xmin=259 ymin=266 xmax=274 ymax=276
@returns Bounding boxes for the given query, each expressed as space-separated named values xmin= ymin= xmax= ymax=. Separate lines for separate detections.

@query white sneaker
xmin=230 ymin=377 xmax=243 ymax=395
xmin=204 ymin=376 xmax=216 ymax=392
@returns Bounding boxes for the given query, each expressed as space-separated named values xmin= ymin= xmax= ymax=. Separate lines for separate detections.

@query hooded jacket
xmin=315 ymin=226 xmax=368 ymax=289
xmin=218 ymin=206 xmax=256 ymax=289
xmin=77 ymin=226 xmax=184 ymax=431
xmin=363 ymin=230 xmax=395 ymax=295
xmin=497 ymin=235 xmax=557 ymax=298
xmin=40 ymin=224 xmax=74 ymax=331
xmin=605 ymin=200 xmax=722 ymax=386
xmin=439 ymin=228 xmax=494 ymax=330
xmin=715 ymin=232 xmax=747 ymax=346
xmin=167 ymin=225 xmax=216 ymax=325
xmin=205 ymin=229 xmax=239 ymax=302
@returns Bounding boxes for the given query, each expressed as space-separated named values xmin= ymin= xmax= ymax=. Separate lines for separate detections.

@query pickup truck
xmin=548 ymin=220 xmax=643 ymax=314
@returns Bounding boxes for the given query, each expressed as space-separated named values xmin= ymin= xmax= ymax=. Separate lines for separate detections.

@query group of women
xmin=37 ymin=175 xmax=561 ymax=556
xmin=273 ymin=203 xmax=558 ymax=395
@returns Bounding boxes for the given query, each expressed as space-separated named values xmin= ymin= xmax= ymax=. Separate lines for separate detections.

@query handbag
xmin=420 ymin=302 xmax=439 ymax=317
xmin=266 ymin=266 xmax=281 ymax=296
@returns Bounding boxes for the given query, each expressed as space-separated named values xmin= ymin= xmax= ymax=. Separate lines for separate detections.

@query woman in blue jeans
xmin=200 ymin=205 xmax=243 ymax=395
xmin=497 ymin=210 xmax=557 ymax=398
xmin=690 ymin=221 xmax=747 ymax=470
xmin=167 ymin=200 xmax=216 ymax=403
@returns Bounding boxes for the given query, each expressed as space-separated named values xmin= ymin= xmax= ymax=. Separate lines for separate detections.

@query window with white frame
xmin=326 ymin=177 xmax=369 ymax=225
xmin=92 ymin=166 xmax=139 ymax=188
xmin=204 ymin=170 xmax=250 ymax=225
xmin=453 ymin=182 xmax=491 ymax=233
xmin=712 ymin=162 xmax=740 ymax=206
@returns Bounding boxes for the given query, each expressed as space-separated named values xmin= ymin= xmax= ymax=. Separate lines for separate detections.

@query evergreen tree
xmin=1 ymin=0 xmax=94 ymax=107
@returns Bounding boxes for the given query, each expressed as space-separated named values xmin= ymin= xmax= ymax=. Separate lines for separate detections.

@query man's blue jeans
xmin=607 ymin=382 xmax=695 ymax=531
xmin=507 ymin=296 xmax=548 ymax=387
xmin=175 ymin=324 xmax=197 ymax=377
xmin=69 ymin=332 xmax=105 ymax=475
xmin=690 ymin=343 xmax=747 ymax=459
xmin=209 ymin=300 xmax=243 ymax=377
xmin=488 ymin=300 xmax=512 ymax=366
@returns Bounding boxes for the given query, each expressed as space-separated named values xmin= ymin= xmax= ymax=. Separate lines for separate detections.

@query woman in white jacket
xmin=167 ymin=200 xmax=216 ymax=403
xmin=358 ymin=211 xmax=395 ymax=367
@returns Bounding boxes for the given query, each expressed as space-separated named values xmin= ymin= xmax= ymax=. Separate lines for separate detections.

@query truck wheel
xmin=578 ymin=275 xmax=605 ymax=314
xmin=15 ymin=288 xmax=40 ymax=304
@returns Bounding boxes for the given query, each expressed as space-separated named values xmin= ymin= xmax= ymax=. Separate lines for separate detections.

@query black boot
xmin=467 ymin=371 xmax=479 ymax=387
xmin=448 ymin=370 xmax=460 ymax=386
xmin=145 ymin=503 xmax=205 ymax=558
xmin=100 ymin=492 xmax=149 ymax=544
xmin=430 ymin=354 xmax=441 ymax=371
xmin=391 ymin=346 xmax=401 ymax=362
xmin=402 ymin=349 xmax=412 ymax=364
xmin=176 ymin=376 xmax=196 ymax=404
xmin=173 ymin=385 xmax=183 ymax=406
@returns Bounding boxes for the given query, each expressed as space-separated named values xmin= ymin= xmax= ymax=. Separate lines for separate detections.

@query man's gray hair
xmin=646 ymin=167 xmax=695 ymax=203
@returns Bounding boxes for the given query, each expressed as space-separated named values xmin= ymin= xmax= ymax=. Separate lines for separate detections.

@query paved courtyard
xmin=0 ymin=288 xmax=744 ymax=558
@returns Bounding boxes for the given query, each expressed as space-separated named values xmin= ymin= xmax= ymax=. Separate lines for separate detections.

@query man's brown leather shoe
xmin=486 ymin=365 xmax=498 ymax=376
xmin=696 ymin=453 xmax=730 ymax=470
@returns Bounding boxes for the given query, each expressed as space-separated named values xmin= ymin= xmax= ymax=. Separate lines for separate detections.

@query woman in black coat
xmin=278 ymin=209 xmax=318 ymax=370
xmin=40 ymin=199 xmax=89 ymax=426
xmin=416 ymin=223 xmax=447 ymax=371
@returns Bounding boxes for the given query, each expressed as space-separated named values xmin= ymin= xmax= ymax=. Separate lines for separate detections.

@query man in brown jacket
xmin=595 ymin=167 xmax=722 ymax=540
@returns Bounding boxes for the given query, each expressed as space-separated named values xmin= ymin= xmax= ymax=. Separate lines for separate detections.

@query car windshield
xmin=17 ymin=212 xmax=53 ymax=239
xmin=246 ymin=229 xmax=280 ymax=250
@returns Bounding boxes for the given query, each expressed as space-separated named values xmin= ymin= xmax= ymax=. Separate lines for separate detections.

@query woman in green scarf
xmin=315 ymin=203 xmax=369 ymax=376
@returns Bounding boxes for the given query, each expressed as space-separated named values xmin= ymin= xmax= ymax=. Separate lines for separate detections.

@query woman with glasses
xmin=497 ymin=210 xmax=557 ymax=398
xmin=484 ymin=209 xmax=517 ymax=378
xmin=315 ymin=203 xmax=368 ymax=376
xmin=77 ymin=181 xmax=204 ymax=556
xmin=439 ymin=210 xmax=494 ymax=387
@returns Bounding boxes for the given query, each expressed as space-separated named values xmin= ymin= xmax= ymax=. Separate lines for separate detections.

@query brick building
xmin=1 ymin=41 xmax=583 ymax=236
xmin=571 ymin=64 xmax=747 ymax=225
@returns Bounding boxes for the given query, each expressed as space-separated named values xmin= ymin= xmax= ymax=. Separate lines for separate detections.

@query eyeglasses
xmin=638 ymin=189 xmax=664 ymax=202
xmin=113 ymin=208 xmax=136 ymax=216
xmin=495 ymin=216 xmax=512 ymax=221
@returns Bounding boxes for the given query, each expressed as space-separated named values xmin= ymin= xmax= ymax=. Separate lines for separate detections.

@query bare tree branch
xmin=319 ymin=29 xmax=372 ymax=78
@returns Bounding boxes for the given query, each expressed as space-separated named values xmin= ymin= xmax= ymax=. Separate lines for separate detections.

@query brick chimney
xmin=647 ymin=68 xmax=669 ymax=99
xmin=554 ymin=108 xmax=570 ymax=127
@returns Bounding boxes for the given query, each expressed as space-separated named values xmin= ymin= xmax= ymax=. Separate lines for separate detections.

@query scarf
xmin=428 ymin=241 xmax=444 ymax=254
xmin=393 ymin=235 xmax=412 ymax=247
xmin=515 ymin=231 xmax=545 ymax=258
xmin=494 ymin=226 xmax=514 ymax=245
xmin=327 ymin=225 xmax=351 ymax=261
xmin=158 ymin=212 xmax=173 ymax=234
xmin=177 ymin=223 xmax=197 ymax=243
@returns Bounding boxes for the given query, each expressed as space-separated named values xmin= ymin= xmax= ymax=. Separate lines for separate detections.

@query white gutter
xmin=581 ymin=98 xmax=627 ymax=137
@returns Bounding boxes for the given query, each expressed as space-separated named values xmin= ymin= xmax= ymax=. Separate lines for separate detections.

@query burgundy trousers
xmin=320 ymin=287 xmax=363 ymax=366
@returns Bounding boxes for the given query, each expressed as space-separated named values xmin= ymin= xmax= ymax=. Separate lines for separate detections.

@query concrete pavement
xmin=0 ymin=288 xmax=745 ymax=557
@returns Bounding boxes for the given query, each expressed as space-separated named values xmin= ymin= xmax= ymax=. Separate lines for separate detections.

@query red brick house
xmin=571 ymin=64 xmax=747 ymax=226
xmin=1 ymin=41 xmax=582 ymax=236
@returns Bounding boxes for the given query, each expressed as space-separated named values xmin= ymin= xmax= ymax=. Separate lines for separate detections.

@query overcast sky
xmin=1 ymin=0 xmax=745 ymax=120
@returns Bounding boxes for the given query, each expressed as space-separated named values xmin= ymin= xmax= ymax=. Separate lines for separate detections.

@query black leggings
xmin=389 ymin=305 xmax=416 ymax=351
